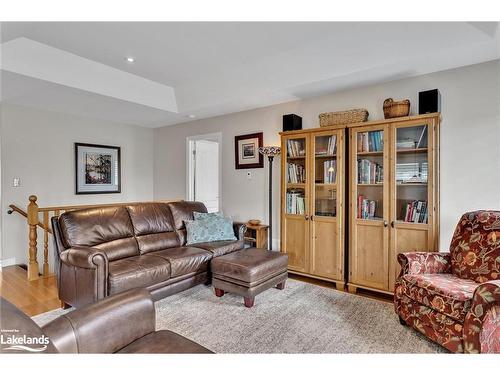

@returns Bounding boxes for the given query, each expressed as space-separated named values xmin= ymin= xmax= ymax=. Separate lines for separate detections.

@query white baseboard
xmin=0 ymin=257 xmax=17 ymax=269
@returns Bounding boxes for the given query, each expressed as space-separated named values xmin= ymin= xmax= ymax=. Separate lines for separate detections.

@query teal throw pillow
xmin=185 ymin=215 xmax=236 ymax=244
xmin=193 ymin=211 xmax=223 ymax=221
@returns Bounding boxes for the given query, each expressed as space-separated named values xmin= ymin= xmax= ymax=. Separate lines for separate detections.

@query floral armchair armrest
xmin=463 ymin=280 xmax=500 ymax=353
xmin=397 ymin=252 xmax=451 ymax=278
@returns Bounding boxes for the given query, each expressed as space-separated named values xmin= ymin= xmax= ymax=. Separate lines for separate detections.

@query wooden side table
xmin=244 ymin=224 xmax=269 ymax=249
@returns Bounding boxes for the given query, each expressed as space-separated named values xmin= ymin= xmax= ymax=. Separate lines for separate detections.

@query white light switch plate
xmin=13 ymin=178 xmax=21 ymax=187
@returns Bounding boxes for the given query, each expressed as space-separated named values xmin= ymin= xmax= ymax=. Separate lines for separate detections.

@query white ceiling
xmin=1 ymin=22 xmax=499 ymax=127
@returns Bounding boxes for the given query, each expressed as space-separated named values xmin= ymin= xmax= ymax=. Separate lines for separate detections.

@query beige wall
xmin=154 ymin=60 xmax=500 ymax=250
xmin=0 ymin=104 xmax=154 ymax=268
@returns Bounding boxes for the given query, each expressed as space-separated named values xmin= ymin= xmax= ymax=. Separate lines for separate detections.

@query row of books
xmin=357 ymin=195 xmax=377 ymax=219
xmin=358 ymin=159 xmax=383 ymax=184
xmin=322 ymin=160 xmax=336 ymax=184
xmin=402 ymin=200 xmax=428 ymax=223
xmin=287 ymin=139 xmax=306 ymax=157
xmin=286 ymin=192 xmax=305 ymax=215
xmin=315 ymin=135 xmax=337 ymax=156
xmin=357 ymin=131 xmax=383 ymax=152
xmin=287 ymin=163 xmax=305 ymax=183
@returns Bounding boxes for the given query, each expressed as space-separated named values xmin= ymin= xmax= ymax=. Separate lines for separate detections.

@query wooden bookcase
xmin=280 ymin=113 xmax=440 ymax=295
xmin=280 ymin=128 xmax=345 ymax=290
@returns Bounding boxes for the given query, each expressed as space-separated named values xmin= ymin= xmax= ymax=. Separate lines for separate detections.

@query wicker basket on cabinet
xmin=319 ymin=109 xmax=369 ymax=127
xmin=383 ymin=98 xmax=410 ymax=119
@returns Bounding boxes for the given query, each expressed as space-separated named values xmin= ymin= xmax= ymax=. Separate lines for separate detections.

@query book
xmin=286 ymin=191 xmax=305 ymax=215
xmin=357 ymin=131 xmax=383 ymax=152
xmin=287 ymin=163 xmax=305 ymax=183
xmin=357 ymin=195 xmax=377 ymax=219
xmin=401 ymin=200 xmax=428 ymax=223
xmin=358 ymin=159 xmax=383 ymax=184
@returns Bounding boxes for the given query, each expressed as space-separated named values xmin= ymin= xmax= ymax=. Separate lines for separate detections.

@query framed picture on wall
xmin=75 ymin=143 xmax=121 ymax=194
xmin=234 ymin=132 xmax=263 ymax=169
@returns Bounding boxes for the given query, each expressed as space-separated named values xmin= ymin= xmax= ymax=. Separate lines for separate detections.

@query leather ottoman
xmin=210 ymin=248 xmax=288 ymax=308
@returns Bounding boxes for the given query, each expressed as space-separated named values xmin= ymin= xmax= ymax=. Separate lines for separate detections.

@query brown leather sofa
xmin=52 ymin=201 xmax=246 ymax=308
xmin=1 ymin=289 xmax=212 ymax=353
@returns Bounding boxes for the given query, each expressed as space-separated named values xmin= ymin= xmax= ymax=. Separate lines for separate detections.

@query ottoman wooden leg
xmin=244 ymin=297 xmax=254 ymax=308
xmin=276 ymin=281 xmax=286 ymax=290
xmin=214 ymin=288 xmax=225 ymax=297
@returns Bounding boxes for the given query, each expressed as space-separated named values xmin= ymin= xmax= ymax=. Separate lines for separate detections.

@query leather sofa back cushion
xmin=59 ymin=207 xmax=139 ymax=261
xmin=126 ymin=204 xmax=180 ymax=254
xmin=449 ymin=210 xmax=500 ymax=283
xmin=167 ymin=201 xmax=208 ymax=230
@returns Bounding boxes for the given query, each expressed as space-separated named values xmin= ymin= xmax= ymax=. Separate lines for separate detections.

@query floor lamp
xmin=258 ymin=146 xmax=281 ymax=251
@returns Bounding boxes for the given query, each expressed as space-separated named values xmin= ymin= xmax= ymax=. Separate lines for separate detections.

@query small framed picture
xmin=234 ymin=132 xmax=263 ymax=169
xmin=75 ymin=143 xmax=121 ymax=194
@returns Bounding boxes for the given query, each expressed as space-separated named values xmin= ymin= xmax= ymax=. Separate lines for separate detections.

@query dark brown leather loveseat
xmin=52 ymin=201 xmax=246 ymax=308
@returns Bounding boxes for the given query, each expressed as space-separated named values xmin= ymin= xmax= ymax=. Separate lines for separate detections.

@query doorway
xmin=186 ymin=133 xmax=221 ymax=213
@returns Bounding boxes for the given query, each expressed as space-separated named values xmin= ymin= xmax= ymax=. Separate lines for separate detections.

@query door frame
xmin=186 ymin=132 xmax=222 ymax=210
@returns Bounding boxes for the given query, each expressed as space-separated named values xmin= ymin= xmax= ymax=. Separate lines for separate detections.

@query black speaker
xmin=419 ymin=89 xmax=441 ymax=114
xmin=283 ymin=114 xmax=302 ymax=132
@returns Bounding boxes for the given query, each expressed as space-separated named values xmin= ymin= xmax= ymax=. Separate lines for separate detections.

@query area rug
xmin=32 ymin=279 xmax=446 ymax=353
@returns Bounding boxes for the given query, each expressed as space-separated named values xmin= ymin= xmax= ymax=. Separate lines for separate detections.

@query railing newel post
xmin=27 ymin=195 xmax=40 ymax=281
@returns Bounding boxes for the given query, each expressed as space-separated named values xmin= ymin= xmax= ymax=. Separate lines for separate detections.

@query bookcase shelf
xmin=280 ymin=113 xmax=440 ymax=297
xmin=314 ymin=154 xmax=337 ymax=158
xmin=357 ymin=151 xmax=383 ymax=156
xmin=348 ymin=115 xmax=439 ymax=296
xmin=281 ymin=129 xmax=345 ymax=290
xmin=397 ymin=182 xmax=427 ymax=186
xmin=397 ymin=148 xmax=428 ymax=154
xmin=315 ymin=183 xmax=337 ymax=187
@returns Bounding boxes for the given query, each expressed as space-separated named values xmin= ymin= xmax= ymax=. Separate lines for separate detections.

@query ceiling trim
xmin=1 ymin=37 xmax=178 ymax=113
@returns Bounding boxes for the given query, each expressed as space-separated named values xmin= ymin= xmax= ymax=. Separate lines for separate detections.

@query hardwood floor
xmin=0 ymin=266 xmax=392 ymax=318
xmin=0 ymin=266 xmax=60 ymax=316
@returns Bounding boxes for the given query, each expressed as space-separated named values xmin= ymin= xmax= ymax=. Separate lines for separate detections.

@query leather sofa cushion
xmin=211 ymin=248 xmax=288 ymax=285
xmin=126 ymin=204 xmax=180 ymax=254
xmin=59 ymin=206 xmax=139 ymax=261
xmin=192 ymin=240 xmax=244 ymax=257
xmin=167 ymin=201 xmax=207 ymax=230
xmin=399 ymin=273 xmax=478 ymax=321
xmin=118 ymin=330 xmax=212 ymax=354
xmin=145 ymin=247 xmax=212 ymax=278
xmin=108 ymin=256 xmax=171 ymax=295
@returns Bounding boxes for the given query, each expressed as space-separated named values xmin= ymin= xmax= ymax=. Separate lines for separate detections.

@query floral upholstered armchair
xmin=394 ymin=211 xmax=500 ymax=353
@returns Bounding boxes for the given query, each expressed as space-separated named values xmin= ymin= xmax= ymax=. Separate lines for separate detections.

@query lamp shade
xmin=258 ymin=146 xmax=281 ymax=157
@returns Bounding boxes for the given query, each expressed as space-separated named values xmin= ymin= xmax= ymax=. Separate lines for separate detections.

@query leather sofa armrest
xmin=397 ymin=252 xmax=451 ymax=277
xmin=42 ymin=289 xmax=156 ymax=353
xmin=233 ymin=222 xmax=246 ymax=241
xmin=60 ymin=246 xmax=108 ymax=270
xmin=463 ymin=280 xmax=500 ymax=353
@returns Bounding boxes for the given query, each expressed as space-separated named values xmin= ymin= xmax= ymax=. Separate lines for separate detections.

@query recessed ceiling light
xmin=187 ymin=114 xmax=196 ymax=119
xmin=125 ymin=57 xmax=135 ymax=63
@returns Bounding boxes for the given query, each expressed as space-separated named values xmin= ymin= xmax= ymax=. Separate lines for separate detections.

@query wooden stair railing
xmin=8 ymin=195 xmax=180 ymax=281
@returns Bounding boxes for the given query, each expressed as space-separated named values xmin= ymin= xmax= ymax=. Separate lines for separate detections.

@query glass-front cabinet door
xmin=310 ymin=130 xmax=344 ymax=282
xmin=281 ymin=134 xmax=309 ymax=273
xmin=349 ymin=124 xmax=389 ymax=291
xmin=389 ymin=120 xmax=435 ymax=290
